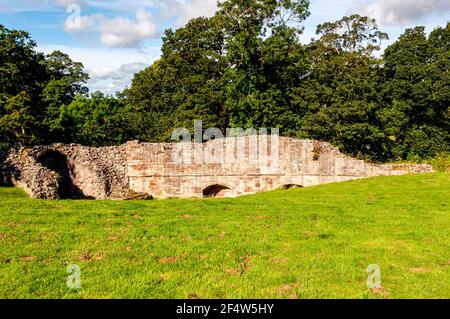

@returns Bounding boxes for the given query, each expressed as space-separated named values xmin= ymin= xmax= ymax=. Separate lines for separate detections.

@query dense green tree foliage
xmin=292 ymin=15 xmax=390 ymax=160
xmin=218 ymin=0 xmax=310 ymax=129
xmin=1 ymin=0 xmax=448 ymax=162
xmin=126 ymin=16 xmax=228 ymax=140
xmin=0 ymin=26 xmax=45 ymax=144
xmin=42 ymin=50 xmax=89 ymax=135
xmin=57 ymin=92 xmax=130 ymax=146
xmin=0 ymin=25 xmax=89 ymax=145
xmin=380 ymin=25 xmax=450 ymax=160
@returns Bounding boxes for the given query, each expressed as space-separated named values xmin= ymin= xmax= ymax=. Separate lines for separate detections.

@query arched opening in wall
xmin=281 ymin=184 xmax=303 ymax=190
xmin=37 ymin=151 xmax=88 ymax=199
xmin=202 ymin=184 xmax=231 ymax=198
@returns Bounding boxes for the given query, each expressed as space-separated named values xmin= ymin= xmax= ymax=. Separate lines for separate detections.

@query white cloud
xmin=162 ymin=0 xmax=218 ymax=27
xmin=85 ymin=0 xmax=157 ymax=12
xmin=87 ymin=62 xmax=149 ymax=94
xmin=87 ymin=63 xmax=147 ymax=94
xmin=64 ymin=8 xmax=158 ymax=48
xmin=84 ymin=0 xmax=219 ymax=24
xmin=89 ymin=62 xmax=148 ymax=80
xmin=9 ymin=0 xmax=218 ymax=46
xmin=354 ymin=0 xmax=450 ymax=25
xmin=37 ymin=44 xmax=160 ymax=94
xmin=4 ymin=0 xmax=86 ymax=11
xmin=64 ymin=12 xmax=99 ymax=32
xmin=54 ymin=0 xmax=85 ymax=6
xmin=100 ymin=9 xmax=158 ymax=47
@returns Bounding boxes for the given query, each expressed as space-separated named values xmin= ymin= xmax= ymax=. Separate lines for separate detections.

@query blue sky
xmin=1 ymin=0 xmax=449 ymax=94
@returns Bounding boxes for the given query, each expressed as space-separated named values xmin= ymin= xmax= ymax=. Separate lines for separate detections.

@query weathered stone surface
xmin=0 ymin=137 xmax=433 ymax=200
xmin=1 ymin=144 xmax=128 ymax=199
xmin=126 ymin=137 xmax=434 ymax=198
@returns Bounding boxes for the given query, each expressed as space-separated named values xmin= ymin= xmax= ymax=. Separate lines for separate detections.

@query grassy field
xmin=0 ymin=173 xmax=449 ymax=299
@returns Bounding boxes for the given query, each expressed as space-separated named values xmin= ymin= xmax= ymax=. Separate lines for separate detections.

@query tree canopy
xmin=0 ymin=25 xmax=89 ymax=145
xmin=1 ymin=0 xmax=449 ymax=162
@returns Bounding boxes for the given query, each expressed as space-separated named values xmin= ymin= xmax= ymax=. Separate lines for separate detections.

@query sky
xmin=1 ymin=0 xmax=449 ymax=95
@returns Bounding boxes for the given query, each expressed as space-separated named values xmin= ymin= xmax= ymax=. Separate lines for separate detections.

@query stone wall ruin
xmin=1 ymin=144 xmax=129 ymax=200
xmin=0 ymin=137 xmax=434 ymax=200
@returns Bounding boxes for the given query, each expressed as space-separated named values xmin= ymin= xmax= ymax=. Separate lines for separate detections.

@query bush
xmin=405 ymin=153 xmax=425 ymax=164
xmin=429 ymin=153 xmax=450 ymax=173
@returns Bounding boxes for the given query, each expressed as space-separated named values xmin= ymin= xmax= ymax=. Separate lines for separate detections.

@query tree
xmin=127 ymin=17 xmax=228 ymax=140
xmin=217 ymin=0 xmax=311 ymax=129
xmin=42 ymin=50 xmax=89 ymax=130
xmin=315 ymin=14 xmax=388 ymax=55
xmin=0 ymin=25 xmax=89 ymax=145
xmin=0 ymin=25 xmax=46 ymax=144
xmin=291 ymin=15 xmax=389 ymax=161
xmin=0 ymin=25 xmax=47 ymax=99
xmin=58 ymin=92 xmax=129 ymax=146
xmin=127 ymin=1 xmax=312 ymax=136
xmin=3 ymin=2 xmax=440 ymax=163
xmin=380 ymin=24 xmax=450 ymax=159
xmin=0 ymin=92 xmax=37 ymax=144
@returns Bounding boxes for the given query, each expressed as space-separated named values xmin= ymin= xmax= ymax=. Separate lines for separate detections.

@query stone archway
xmin=37 ymin=150 xmax=88 ymax=199
xmin=202 ymin=184 xmax=232 ymax=198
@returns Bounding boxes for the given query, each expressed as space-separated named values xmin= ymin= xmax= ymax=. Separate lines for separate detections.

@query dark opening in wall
xmin=203 ymin=184 xmax=231 ymax=198
xmin=37 ymin=151 xmax=88 ymax=199
xmin=313 ymin=144 xmax=324 ymax=161
xmin=281 ymin=184 xmax=303 ymax=190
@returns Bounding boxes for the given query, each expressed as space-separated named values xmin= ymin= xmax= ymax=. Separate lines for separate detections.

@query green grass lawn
xmin=0 ymin=173 xmax=449 ymax=299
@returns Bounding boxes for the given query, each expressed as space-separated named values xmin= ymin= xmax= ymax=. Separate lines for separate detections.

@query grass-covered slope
xmin=0 ymin=173 xmax=449 ymax=299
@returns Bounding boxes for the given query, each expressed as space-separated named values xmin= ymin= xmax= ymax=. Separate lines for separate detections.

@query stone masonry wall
xmin=1 ymin=144 xmax=129 ymax=199
xmin=127 ymin=137 xmax=434 ymax=199
xmin=0 ymin=137 xmax=434 ymax=199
